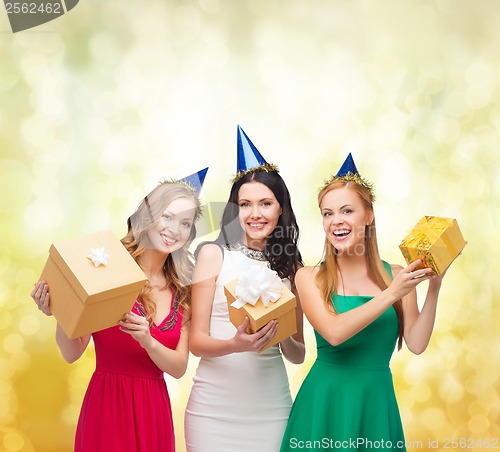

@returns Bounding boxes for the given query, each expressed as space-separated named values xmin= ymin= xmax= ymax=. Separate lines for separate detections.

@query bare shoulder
xmin=196 ymin=243 xmax=223 ymax=264
xmin=295 ymin=266 xmax=325 ymax=311
xmin=193 ymin=243 xmax=223 ymax=283
xmin=296 ymin=266 xmax=320 ymax=285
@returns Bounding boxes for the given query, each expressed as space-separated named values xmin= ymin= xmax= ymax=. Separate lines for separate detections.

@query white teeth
xmin=333 ymin=229 xmax=350 ymax=237
xmin=162 ymin=235 xmax=177 ymax=244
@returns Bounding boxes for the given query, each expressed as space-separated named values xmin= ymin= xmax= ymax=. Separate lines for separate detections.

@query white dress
xmin=184 ymin=244 xmax=293 ymax=452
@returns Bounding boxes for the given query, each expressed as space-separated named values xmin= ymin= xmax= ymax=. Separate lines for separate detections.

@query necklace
xmin=134 ymin=289 xmax=180 ymax=332
xmin=226 ymin=241 xmax=267 ymax=261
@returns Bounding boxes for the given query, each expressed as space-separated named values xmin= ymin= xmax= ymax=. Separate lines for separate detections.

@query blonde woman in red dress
xmin=31 ymin=173 xmax=206 ymax=452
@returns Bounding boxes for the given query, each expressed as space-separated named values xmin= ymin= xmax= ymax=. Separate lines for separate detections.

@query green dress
xmin=280 ymin=263 xmax=405 ymax=451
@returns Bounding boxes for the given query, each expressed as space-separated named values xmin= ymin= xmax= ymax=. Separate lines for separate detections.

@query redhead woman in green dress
xmin=280 ymin=154 xmax=460 ymax=452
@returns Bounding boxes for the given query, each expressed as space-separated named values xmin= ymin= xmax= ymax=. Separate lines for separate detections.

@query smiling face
xmin=147 ymin=196 xmax=198 ymax=255
xmin=320 ymin=186 xmax=374 ymax=256
xmin=237 ymin=181 xmax=282 ymax=250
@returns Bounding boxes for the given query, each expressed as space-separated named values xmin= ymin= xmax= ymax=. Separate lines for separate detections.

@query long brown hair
xmin=121 ymin=181 xmax=202 ymax=325
xmin=315 ymin=179 xmax=404 ymax=350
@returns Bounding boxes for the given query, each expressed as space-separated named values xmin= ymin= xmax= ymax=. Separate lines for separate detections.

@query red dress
xmin=75 ymin=298 xmax=182 ymax=452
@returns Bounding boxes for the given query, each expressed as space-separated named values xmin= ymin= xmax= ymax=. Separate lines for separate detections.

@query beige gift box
xmin=224 ymin=278 xmax=297 ymax=351
xmin=40 ymin=230 xmax=147 ymax=339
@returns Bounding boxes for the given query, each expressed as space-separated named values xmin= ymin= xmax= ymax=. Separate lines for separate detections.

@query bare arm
xmin=31 ymin=281 xmax=91 ymax=363
xmin=55 ymin=324 xmax=92 ymax=363
xmin=188 ymin=244 xmax=278 ymax=358
xmin=400 ymin=264 xmax=453 ymax=354
xmin=400 ymin=249 xmax=464 ymax=354
xmin=279 ymin=277 xmax=306 ymax=364
xmin=296 ymin=260 xmax=432 ymax=346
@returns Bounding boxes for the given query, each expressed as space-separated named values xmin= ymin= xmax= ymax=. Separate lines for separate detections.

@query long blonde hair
xmin=315 ymin=179 xmax=404 ymax=349
xmin=121 ymin=181 xmax=202 ymax=325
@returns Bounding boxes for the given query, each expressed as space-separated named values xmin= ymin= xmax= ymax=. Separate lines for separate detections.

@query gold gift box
xmin=40 ymin=230 xmax=147 ymax=339
xmin=224 ymin=278 xmax=297 ymax=351
xmin=399 ymin=216 xmax=466 ymax=275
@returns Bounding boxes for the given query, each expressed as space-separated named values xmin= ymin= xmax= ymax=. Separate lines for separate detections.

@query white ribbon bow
xmin=87 ymin=247 xmax=110 ymax=267
xmin=231 ymin=265 xmax=283 ymax=309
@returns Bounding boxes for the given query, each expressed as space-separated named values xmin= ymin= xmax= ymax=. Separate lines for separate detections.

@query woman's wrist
xmin=227 ymin=337 xmax=237 ymax=354
xmin=429 ymin=278 xmax=442 ymax=289
xmin=141 ymin=335 xmax=156 ymax=352
xmin=382 ymin=287 xmax=399 ymax=306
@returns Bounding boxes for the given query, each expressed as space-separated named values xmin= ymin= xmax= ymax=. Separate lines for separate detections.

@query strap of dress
xmin=382 ymin=260 xmax=393 ymax=279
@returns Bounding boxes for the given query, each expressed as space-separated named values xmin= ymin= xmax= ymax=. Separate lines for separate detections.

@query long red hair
xmin=315 ymin=179 xmax=404 ymax=350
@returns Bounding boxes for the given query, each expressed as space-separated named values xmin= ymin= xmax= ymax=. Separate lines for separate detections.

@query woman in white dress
xmin=184 ymin=127 xmax=305 ymax=451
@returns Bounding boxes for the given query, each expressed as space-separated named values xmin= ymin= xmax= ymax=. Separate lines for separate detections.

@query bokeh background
xmin=1 ymin=0 xmax=499 ymax=451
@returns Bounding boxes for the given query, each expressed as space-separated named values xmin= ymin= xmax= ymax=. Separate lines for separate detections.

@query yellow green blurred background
xmin=1 ymin=0 xmax=499 ymax=451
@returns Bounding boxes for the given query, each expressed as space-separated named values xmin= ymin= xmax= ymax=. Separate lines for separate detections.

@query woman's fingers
xmin=406 ymin=259 xmax=423 ymax=272
xmin=256 ymin=320 xmax=278 ymax=351
xmin=40 ymin=283 xmax=48 ymax=300
xmin=120 ymin=312 xmax=148 ymax=331
xmin=257 ymin=319 xmax=275 ymax=336
xmin=410 ymin=268 xmax=433 ymax=279
xmin=237 ymin=317 xmax=250 ymax=333
xmin=41 ymin=292 xmax=51 ymax=315
xmin=403 ymin=260 xmax=433 ymax=281
xmin=31 ymin=281 xmax=43 ymax=302
xmin=389 ymin=262 xmax=434 ymax=300
xmin=31 ymin=281 xmax=52 ymax=316
xmin=232 ymin=318 xmax=279 ymax=352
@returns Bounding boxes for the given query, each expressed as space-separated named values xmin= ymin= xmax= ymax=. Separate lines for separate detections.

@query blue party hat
xmin=233 ymin=125 xmax=278 ymax=182
xmin=178 ymin=167 xmax=209 ymax=196
xmin=336 ymin=153 xmax=359 ymax=177
xmin=237 ymin=125 xmax=268 ymax=172
xmin=323 ymin=154 xmax=374 ymax=199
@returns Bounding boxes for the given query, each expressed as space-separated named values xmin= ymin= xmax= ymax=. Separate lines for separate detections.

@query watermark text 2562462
xmin=3 ymin=0 xmax=79 ymax=33
xmin=6 ymin=2 xmax=62 ymax=14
